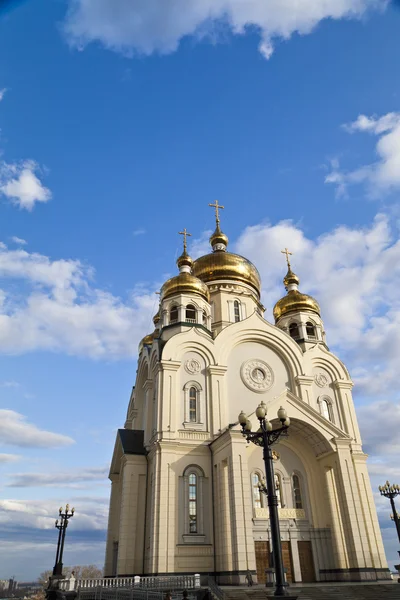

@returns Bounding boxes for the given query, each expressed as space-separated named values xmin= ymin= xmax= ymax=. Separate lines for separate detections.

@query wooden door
xmin=298 ymin=541 xmax=316 ymax=583
xmin=255 ymin=541 xmax=293 ymax=584
xmin=255 ymin=541 xmax=270 ymax=584
xmin=281 ymin=541 xmax=294 ymax=583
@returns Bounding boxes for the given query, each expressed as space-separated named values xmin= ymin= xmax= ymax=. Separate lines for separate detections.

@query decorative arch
xmin=289 ymin=321 xmax=301 ymax=340
xmin=292 ymin=470 xmax=304 ymax=510
xmin=250 ymin=470 xmax=264 ymax=509
xmin=305 ymin=320 xmax=317 ymax=339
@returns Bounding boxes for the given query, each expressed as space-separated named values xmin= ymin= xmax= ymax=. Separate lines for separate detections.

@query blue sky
xmin=1 ymin=0 xmax=400 ymax=581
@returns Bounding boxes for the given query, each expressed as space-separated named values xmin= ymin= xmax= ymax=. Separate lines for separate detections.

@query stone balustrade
xmin=59 ymin=574 xmax=201 ymax=593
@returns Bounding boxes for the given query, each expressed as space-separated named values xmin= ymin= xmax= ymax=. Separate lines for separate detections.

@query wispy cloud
xmin=326 ymin=112 xmax=400 ymax=197
xmin=7 ymin=466 xmax=108 ymax=488
xmin=0 ymin=160 xmax=51 ymax=210
xmin=0 ymin=88 xmax=7 ymax=102
xmin=133 ymin=228 xmax=146 ymax=236
xmin=0 ymin=409 xmax=75 ymax=448
xmin=0 ymin=453 xmax=21 ymax=464
xmin=10 ymin=236 xmax=27 ymax=245
xmin=0 ymin=380 xmax=20 ymax=388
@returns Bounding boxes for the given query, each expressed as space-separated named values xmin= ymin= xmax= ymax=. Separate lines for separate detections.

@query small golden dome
xmin=283 ymin=267 xmax=300 ymax=287
xmin=176 ymin=250 xmax=193 ymax=270
xmin=193 ymin=252 xmax=261 ymax=297
xmin=160 ymin=272 xmax=210 ymax=302
xmin=210 ymin=224 xmax=229 ymax=249
xmin=273 ymin=291 xmax=320 ymax=322
xmin=138 ymin=332 xmax=154 ymax=354
xmin=153 ymin=310 xmax=160 ymax=325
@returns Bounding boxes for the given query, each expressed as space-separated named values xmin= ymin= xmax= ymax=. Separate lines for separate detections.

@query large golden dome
xmin=161 ymin=271 xmax=210 ymax=302
xmin=273 ymin=290 xmax=320 ymax=322
xmin=192 ymin=223 xmax=261 ymax=297
xmin=193 ymin=252 xmax=261 ymax=297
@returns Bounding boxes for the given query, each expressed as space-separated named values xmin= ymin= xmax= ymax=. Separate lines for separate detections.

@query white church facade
xmin=104 ymin=208 xmax=390 ymax=585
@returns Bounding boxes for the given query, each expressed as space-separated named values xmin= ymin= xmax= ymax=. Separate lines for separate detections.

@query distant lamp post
xmin=53 ymin=505 xmax=75 ymax=577
xmin=379 ymin=482 xmax=400 ymax=544
xmin=238 ymin=402 xmax=295 ymax=598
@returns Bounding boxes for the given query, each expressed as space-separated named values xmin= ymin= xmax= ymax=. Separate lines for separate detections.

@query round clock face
xmin=241 ymin=359 xmax=274 ymax=393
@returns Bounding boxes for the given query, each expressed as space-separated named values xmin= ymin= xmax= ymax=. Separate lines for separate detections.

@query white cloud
xmin=133 ymin=228 xmax=146 ymax=236
xmin=0 ymin=409 xmax=74 ymax=448
xmin=11 ymin=236 xmax=27 ymax=245
xmin=8 ymin=466 xmax=108 ymax=488
xmin=0 ymin=160 xmax=51 ymax=210
xmin=0 ymin=453 xmax=20 ymax=464
xmin=0 ymin=380 xmax=20 ymax=388
xmin=0 ymin=244 xmax=157 ymax=358
xmin=63 ymin=0 xmax=387 ymax=59
xmin=326 ymin=112 xmax=400 ymax=196
xmin=0 ymin=88 xmax=7 ymax=101
xmin=235 ymin=213 xmax=400 ymax=398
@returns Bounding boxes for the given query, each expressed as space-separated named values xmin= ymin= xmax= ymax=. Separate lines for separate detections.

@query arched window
xmin=252 ymin=473 xmax=262 ymax=509
xmin=289 ymin=322 xmax=300 ymax=339
xmin=189 ymin=473 xmax=197 ymax=533
xmin=186 ymin=304 xmax=196 ymax=322
xmin=320 ymin=398 xmax=332 ymax=421
xmin=202 ymin=310 xmax=207 ymax=326
xmin=306 ymin=321 xmax=316 ymax=339
xmin=275 ymin=474 xmax=282 ymax=508
xmin=189 ymin=387 xmax=197 ymax=422
xmin=170 ymin=305 xmax=178 ymax=324
xmin=234 ymin=300 xmax=241 ymax=323
xmin=293 ymin=474 xmax=303 ymax=509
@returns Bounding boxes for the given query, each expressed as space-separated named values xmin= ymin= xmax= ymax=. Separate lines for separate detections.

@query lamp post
xmin=53 ymin=505 xmax=75 ymax=577
xmin=238 ymin=402 xmax=293 ymax=598
xmin=379 ymin=482 xmax=400 ymax=544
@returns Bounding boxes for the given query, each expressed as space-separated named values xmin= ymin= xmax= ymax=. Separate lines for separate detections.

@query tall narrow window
xmin=202 ymin=310 xmax=207 ymax=326
xmin=189 ymin=387 xmax=197 ymax=422
xmin=189 ymin=473 xmax=197 ymax=533
xmin=275 ymin=474 xmax=282 ymax=508
xmin=306 ymin=321 xmax=316 ymax=339
xmin=186 ymin=304 xmax=196 ymax=322
xmin=170 ymin=305 xmax=178 ymax=323
xmin=320 ymin=399 xmax=331 ymax=421
xmin=293 ymin=474 xmax=303 ymax=509
xmin=289 ymin=322 xmax=300 ymax=339
xmin=234 ymin=300 xmax=241 ymax=323
xmin=252 ymin=473 xmax=262 ymax=509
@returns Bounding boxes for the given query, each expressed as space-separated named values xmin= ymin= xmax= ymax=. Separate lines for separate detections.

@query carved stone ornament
xmin=315 ymin=372 xmax=329 ymax=388
xmin=272 ymin=450 xmax=280 ymax=461
xmin=240 ymin=359 xmax=274 ymax=393
xmin=184 ymin=358 xmax=201 ymax=374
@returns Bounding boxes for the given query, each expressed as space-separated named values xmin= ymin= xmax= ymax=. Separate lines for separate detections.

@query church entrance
xmin=298 ymin=541 xmax=316 ymax=582
xmin=254 ymin=541 xmax=293 ymax=584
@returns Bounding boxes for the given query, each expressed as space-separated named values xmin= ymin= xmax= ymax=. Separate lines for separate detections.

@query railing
xmin=185 ymin=319 xmax=196 ymax=324
xmin=207 ymin=578 xmax=225 ymax=600
xmin=62 ymin=575 xmax=201 ymax=594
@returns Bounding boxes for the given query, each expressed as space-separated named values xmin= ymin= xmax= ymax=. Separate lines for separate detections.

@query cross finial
xmin=281 ymin=247 xmax=293 ymax=268
xmin=178 ymin=228 xmax=192 ymax=252
xmin=208 ymin=200 xmax=225 ymax=225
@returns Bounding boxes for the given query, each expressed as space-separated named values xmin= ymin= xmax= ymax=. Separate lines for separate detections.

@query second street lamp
xmin=239 ymin=402 xmax=295 ymax=598
xmin=53 ymin=504 xmax=75 ymax=577
xmin=379 ymin=482 xmax=400 ymax=544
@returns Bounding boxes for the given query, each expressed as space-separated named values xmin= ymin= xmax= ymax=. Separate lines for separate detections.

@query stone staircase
xmin=219 ymin=583 xmax=400 ymax=600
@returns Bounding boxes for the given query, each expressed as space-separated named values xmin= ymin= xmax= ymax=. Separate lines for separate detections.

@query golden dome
xmin=138 ymin=332 xmax=154 ymax=354
xmin=160 ymin=271 xmax=210 ymax=302
xmin=176 ymin=249 xmax=193 ymax=270
xmin=193 ymin=252 xmax=261 ymax=297
xmin=273 ymin=290 xmax=320 ymax=322
xmin=153 ymin=310 xmax=160 ymax=325
xmin=210 ymin=224 xmax=229 ymax=249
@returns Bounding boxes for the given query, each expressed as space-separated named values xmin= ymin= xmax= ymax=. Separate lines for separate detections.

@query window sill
xmin=183 ymin=534 xmax=206 ymax=544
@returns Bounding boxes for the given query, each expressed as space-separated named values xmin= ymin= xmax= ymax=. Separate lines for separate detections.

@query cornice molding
xmin=160 ymin=359 xmax=181 ymax=372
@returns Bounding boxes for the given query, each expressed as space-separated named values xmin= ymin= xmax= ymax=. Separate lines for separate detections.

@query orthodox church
xmin=104 ymin=204 xmax=390 ymax=585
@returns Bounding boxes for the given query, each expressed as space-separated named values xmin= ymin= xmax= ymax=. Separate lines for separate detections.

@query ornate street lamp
xmin=239 ymin=402 xmax=295 ymax=598
xmin=379 ymin=482 xmax=400 ymax=544
xmin=53 ymin=504 xmax=75 ymax=577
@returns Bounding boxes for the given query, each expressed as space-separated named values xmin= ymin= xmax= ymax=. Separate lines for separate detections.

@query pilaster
xmin=104 ymin=474 xmax=121 ymax=576
xmin=207 ymin=365 xmax=228 ymax=436
xmin=294 ymin=375 xmax=314 ymax=405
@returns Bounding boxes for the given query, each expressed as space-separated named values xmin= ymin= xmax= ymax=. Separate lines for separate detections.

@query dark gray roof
xmin=118 ymin=429 xmax=147 ymax=456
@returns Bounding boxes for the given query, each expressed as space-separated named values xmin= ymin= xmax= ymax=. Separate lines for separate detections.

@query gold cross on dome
xmin=178 ymin=228 xmax=192 ymax=252
xmin=281 ymin=247 xmax=293 ymax=268
xmin=209 ymin=200 xmax=225 ymax=224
